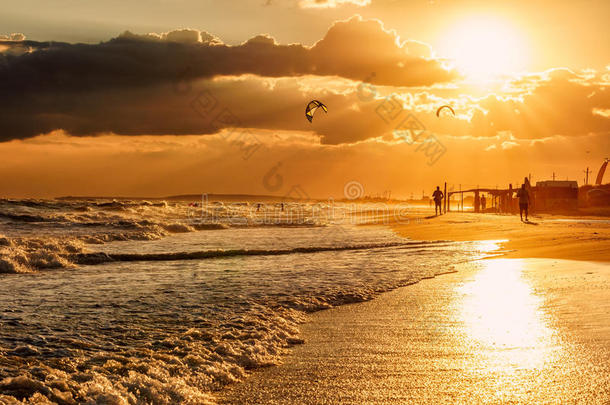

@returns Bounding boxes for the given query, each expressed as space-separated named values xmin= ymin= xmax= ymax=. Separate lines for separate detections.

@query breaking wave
xmin=73 ymin=241 xmax=449 ymax=265
xmin=0 ymin=198 xmax=483 ymax=404
xmin=0 ymin=236 xmax=84 ymax=273
xmin=0 ymin=234 xmax=451 ymax=272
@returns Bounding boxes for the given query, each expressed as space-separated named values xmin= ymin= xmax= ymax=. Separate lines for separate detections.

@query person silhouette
xmin=516 ymin=184 xmax=530 ymax=222
xmin=432 ymin=186 xmax=444 ymax=216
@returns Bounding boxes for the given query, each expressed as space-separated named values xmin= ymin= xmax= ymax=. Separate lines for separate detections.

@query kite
xmin=305 ymin=100 xmax=328 ymax=123
xmin=436 ymin=105 xmax=455 ymax=117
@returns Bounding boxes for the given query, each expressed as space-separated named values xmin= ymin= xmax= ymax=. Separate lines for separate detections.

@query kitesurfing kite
xmin=436 ymin=105 xmax=455 ymax=117
xmin=305 ymin=100 xmax=328 ymax=123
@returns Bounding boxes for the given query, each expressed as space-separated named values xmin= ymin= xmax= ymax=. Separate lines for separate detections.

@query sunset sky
xmin=1 ymin=0 xmax=608 ymax=198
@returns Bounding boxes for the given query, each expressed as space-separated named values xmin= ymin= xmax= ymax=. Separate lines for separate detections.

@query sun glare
xmin=458 ymin=259 xmax=559 ymax=370
xmin=438 ymin=16 xmax=529 ymax=82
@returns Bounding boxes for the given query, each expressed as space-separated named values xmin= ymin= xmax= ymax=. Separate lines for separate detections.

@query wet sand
xmin=219 ymin=258 xmax=610 ymax=404
xmin=218 ymin=213 xmax=610 ymax=403
xmin=394 ymin=212 xmax=610 ymax=261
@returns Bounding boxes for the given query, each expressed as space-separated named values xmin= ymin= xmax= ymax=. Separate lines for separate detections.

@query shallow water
xmin=0 ymin=199 xmax=495 ymax=404
xmin=219 ymin=259 xmax=610 ymax=404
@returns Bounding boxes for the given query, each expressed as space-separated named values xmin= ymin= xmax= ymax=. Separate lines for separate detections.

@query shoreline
xmin=218 ymin=213 xmax=610 ymax=403
xmin=392 ymin=211 xmax=610 ymax=262
xmin=219 ymin=257 xmax=610 ymax=404
xmin=4 ymin=209 xmax=607 ymax=403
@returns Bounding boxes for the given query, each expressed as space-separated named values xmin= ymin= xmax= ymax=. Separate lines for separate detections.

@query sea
xmin=0 ymin=198 xmax=499 ymax=404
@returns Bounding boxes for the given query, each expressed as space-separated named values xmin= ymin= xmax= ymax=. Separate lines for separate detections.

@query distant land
xmin=55 ymin=194 xmax=422 ymax=204
xmin=57 ymin=194 xmax=301 ymax=202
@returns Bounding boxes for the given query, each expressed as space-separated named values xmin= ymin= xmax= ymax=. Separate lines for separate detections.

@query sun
xmin=438 ymin=15 xmax=529 ymax=82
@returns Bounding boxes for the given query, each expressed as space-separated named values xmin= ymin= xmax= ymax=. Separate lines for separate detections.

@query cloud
xmin=0 ymin=75 xmax=405 ymax=144
xmin=0 ymin=67 xmax=608 ymax=146
xmin=501 ymin=141 xmax=519 ymax=150
xmin=593 ymin=108 xmax=610 ymax=118
xmin=470 ymin=69 xmax=610 ymax=138
xmin=0 ymin=33 xmax=26 ymax=41
xmin=0 ymin=33 xmax=28 ymax=55
xmin=117 ymin=28 xmax=222 ymax=45
xmin=0 ymin=16 xmax=454 ymax=91
xmin=1 ymin=130 xmax=606 ymax=198
xmin=0 ymin=21 xmax=607 ymax=145
xmin=0 ymin=17 xmax=457 ymax=141
xmin=309 ymin=16 xmax=454 ymax=86
xmin=299 ymin=0 xmax=371 ymax=8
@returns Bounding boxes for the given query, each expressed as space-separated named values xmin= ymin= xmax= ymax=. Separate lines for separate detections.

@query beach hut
xmin=535 ymin=180 xmax=578 ymax=211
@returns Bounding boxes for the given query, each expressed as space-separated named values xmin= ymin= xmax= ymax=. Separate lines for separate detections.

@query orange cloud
xmin=470 ymin=69 xmax=610 ymax=138
xmin=0 ymin=33 xmax=26 ymax=41
xmin=0 ymin=130 xmax=605 ymax=198
xmin=299 ymin=0 xmax=371 ymax=8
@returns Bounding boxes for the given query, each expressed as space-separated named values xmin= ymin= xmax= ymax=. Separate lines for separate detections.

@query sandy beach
xmin=219 ymin=213 xmax=610 ymax=404
xmin=395 ymin=212 xmax=610 ymax=261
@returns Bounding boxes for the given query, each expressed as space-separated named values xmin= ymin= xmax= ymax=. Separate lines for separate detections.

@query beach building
xmin=534 ymin=180 xmax=578 ymax=211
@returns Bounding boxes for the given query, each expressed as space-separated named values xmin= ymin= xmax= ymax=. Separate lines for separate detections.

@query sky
xmin=0 ymin=0 xmax=609 ymax=198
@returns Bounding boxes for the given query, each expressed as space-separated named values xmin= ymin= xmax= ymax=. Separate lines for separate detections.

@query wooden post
xmin=474 ymin=190 xmax=480 ymax=213
xmin=443 ymin=182 xmax=447 ymax=214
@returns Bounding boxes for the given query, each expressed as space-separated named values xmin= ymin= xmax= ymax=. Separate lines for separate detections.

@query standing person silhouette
xmin=516 ymin=184 xmax=530 ymax=222
xmin=432 ymin=186 xmax=444 ymax=216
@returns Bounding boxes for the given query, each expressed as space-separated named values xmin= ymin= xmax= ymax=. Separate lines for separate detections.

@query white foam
xmin=0 ymin=199 xmax=481 ymax=404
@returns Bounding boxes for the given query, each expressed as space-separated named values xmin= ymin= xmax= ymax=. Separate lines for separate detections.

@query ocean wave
xmin=72 ymin=241 xmax=444 ymax=265
xmin=0 ymin=211 xmax=59 ymax=223
xmin=0 ymin=307 xmax=305 ymax=404
xmin=0 ymin=231 xmax=176 ymax=272
xmin=0 ymin=199 xmax=345 ymax=248
xmin=0 ymin=236 xmax=84 ymax=273
xmin=0 ymin=241 xmax=468 ymax=404
xmin=0 ymin=205 xmax=478 ymax=404
xmin=0 ymin=221 xmax=231 ymax=273
xmin=0 ymin=198 xmax=68 ymax=209
xmin=0 ymin=226 xmax=450 ymax=273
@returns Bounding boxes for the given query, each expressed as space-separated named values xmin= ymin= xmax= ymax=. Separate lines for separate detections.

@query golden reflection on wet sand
xmin=457 ymin=258 xmax=561 ymax=371
xmin=220 ymin=256 xmax=610 ymax=404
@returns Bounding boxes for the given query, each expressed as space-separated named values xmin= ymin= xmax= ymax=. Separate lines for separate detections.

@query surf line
xmin=74 ymin=240 xmax=451 ymax=264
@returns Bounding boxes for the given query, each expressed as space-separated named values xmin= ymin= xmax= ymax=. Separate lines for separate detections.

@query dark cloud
xmin=2 ymin=20 xmax=607 ymax=144
xmin=0 ymin=17 xmax=457 ymax=141
xmin=0 ymin=75 xmax=400 ymax=144
xmin=1 ymin=68 xmax=607 ymax=146
xmin=0 ymin=17 xmax=454 ymax=91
